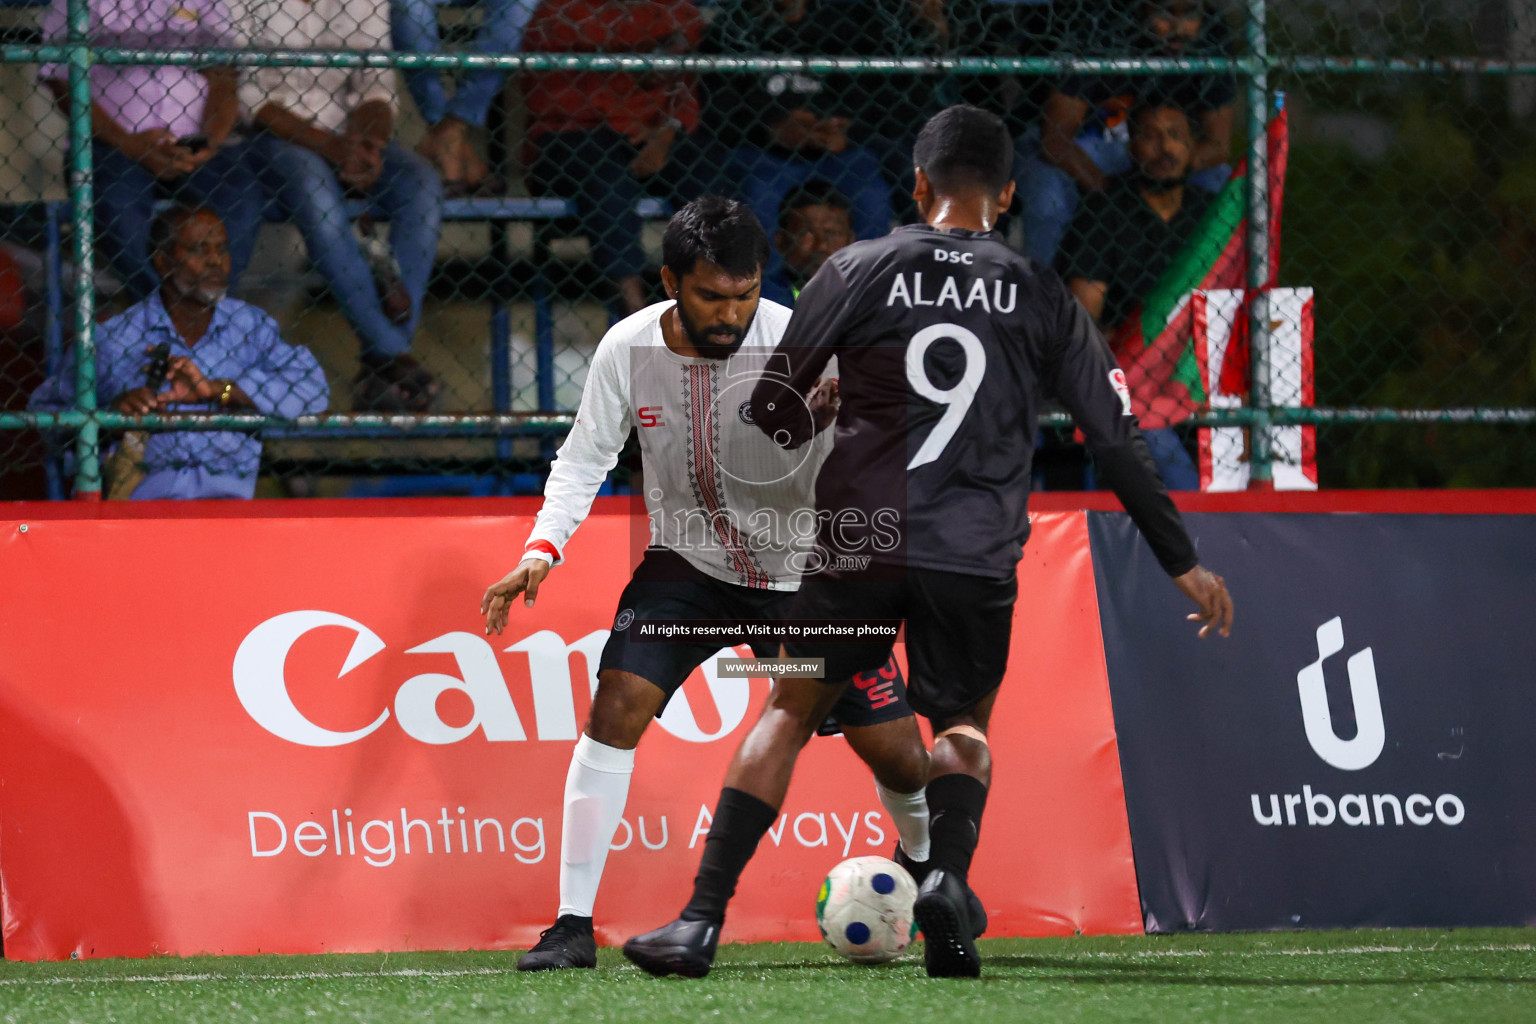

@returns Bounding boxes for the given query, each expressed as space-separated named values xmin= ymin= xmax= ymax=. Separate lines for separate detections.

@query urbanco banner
xmin=0 ymin=508 xmax=1139 ymax=960
xmin=1089 ymin=511 xmax=1536 ymax=931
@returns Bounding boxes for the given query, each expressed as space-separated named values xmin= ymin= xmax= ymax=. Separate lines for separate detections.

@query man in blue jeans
xmin=241 ymin=0 xmax=444 ymax=411
xmin=391 ymin=0 xmax=542 ymax=193
xmin=38 ymin=0 xmax=262 ymax=302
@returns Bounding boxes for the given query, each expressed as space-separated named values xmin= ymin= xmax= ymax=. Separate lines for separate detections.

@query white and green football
xmin=814 ymin=855 xmax=919 ymax=964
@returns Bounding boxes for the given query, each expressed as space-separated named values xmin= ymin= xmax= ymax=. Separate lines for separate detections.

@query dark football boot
xmin=516 ymin=915 xmax=597 ymax=972
xmin=894 ymin=842 xmax=987 ymax=938
xmin=622 ymin=917 xmax=721 ymax=978
xmin=914 ymin=870 xmax=982 ymax=978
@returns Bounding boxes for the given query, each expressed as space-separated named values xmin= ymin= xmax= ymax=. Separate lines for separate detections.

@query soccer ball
xmin=815 ymin=856 xmax=919 ymax=964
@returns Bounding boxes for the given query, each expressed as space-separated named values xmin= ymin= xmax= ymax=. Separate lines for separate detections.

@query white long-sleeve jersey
xmin=523 ymin=299 xmax=832 ymax=591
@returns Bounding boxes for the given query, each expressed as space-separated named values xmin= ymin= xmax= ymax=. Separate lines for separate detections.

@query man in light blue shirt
xmin=31 ymin=205 xmax=329 ymax=499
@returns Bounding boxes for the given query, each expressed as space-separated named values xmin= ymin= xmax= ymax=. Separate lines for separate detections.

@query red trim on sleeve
xmin=524 ymin=539 xmax=562 ymax=561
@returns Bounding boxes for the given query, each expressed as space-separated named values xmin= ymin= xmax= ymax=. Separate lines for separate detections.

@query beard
xmin=1130 ymin=167 xmax=1189 ymax=195
xmin=192 ymin=284 xmax=228 ymax=306
xmin=170 ymin=269 xmax=227 ymax=308
xmin=677 ymin=300 xmax=751 ymax=360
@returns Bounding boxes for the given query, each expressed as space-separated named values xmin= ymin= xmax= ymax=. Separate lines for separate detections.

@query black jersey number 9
xmin=906 ymin=322 xmax=987 ymax=470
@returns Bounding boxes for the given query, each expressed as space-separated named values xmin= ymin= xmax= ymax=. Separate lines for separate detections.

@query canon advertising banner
xmin=0 ymin=506 xmax=1140 ymax=960
xmin=1090 ymin=511 xmax=1536 ymax=932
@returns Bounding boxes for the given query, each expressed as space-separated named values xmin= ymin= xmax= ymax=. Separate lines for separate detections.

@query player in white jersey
xmin=480 ymin=197 xmax=933 ymax=971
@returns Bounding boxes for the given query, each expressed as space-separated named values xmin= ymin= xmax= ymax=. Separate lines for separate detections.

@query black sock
xmin=926 ymin=773 xmax=989 ymax=883
xmin=681 ymin=787 xmax=779 ymax=925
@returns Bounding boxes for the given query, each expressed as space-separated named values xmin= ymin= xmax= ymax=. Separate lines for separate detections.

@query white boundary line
xmin=1 ymin=944 xmax=1532 ymax=986
xmin=1074 ymin=944 xmax=1536 ymax=960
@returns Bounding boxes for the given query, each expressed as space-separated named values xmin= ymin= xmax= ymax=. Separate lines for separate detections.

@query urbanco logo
xmin=233 ymin=611 xmax=752 ymax=748
xmin=1296 ymin=616 xmax=1384 ymax=771
xmin=1250 ymin=615 xmax=1463 ymax=828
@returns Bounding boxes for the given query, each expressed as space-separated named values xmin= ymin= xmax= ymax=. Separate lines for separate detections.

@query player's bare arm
xmin=1174 ymin=565 xmax=1234 ymax=639
xmin=481 ymin=557 xmax=552 ymax=635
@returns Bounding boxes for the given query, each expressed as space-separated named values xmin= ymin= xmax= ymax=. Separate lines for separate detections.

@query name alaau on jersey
xmin=885 ymin=264 xmax=1017 ymax=314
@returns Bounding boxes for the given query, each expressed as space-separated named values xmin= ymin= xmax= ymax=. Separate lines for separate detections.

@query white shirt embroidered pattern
xmin=525 ymin=299 xmax=833 ymax=591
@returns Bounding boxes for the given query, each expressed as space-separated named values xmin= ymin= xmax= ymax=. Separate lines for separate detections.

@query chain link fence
xmin=0 ymin=0 xmax=1532 ymax=499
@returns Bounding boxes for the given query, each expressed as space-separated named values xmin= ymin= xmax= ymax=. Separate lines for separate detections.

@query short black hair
xmin=912 ymin=105 xmax=1013 ymax=195
xmin=149 ymin=203 xmax=218 ymax=257
xmin=776 ymin=180 xmax=852 ymax=231
xmin=662 ymin=195 xmax=770 ymax=281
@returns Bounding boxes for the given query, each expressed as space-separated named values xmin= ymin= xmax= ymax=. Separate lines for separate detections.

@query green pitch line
xmin=1 ymin=929 xmax=1532 ymax=1024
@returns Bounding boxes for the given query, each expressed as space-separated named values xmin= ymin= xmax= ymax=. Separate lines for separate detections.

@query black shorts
xmin=783 ymin=563 xmax=1019 ymax=721
xmin=599 ymin=548 xmax=913 ymax=731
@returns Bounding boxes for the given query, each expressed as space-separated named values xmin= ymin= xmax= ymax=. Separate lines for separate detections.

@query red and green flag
xmin=1104 ymin=99 xmax=1289 ymax=428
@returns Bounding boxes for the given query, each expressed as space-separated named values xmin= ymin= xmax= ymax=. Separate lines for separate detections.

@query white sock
xmin=876 ymin=782 xmax=930 ymax=863
xmin=557 ymin=734 xmax=635 ymax=919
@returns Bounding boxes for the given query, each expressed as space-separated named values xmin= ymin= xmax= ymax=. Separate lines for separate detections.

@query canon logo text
xmin=233 ymin=611 xmax=752 ymax=747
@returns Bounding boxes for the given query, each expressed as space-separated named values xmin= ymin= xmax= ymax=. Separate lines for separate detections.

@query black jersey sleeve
xmin=1038 ymin=279 xmax=1200 ymax=577
xmin=750 ymin=258 xmax=850 ymax=449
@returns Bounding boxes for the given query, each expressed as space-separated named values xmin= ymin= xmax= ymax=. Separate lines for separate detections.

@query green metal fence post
xmin=1244 ymin=0 xmax=1273 ymax=489
xmin=65 ymin=0 xmax=99 ymax=499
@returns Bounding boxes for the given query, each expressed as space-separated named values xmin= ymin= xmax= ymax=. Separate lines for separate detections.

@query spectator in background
xmin=241 ymin=0 xmax=444 ymax=412
xmin=38 ymin=0 xmax=263 ymax=303
xmin=700 ymin=0 xmax=894 ymax=262
xmin=945 ymin=0 xmax=1097 ymax=156
xmin=391 ymin=0 xmax=542 ymax=193
xmin=522 ymin=0 xmax=705 ymax=316
xmin=1016 ymin=0 xmax=1233 ymax=265
xmin=1059 ymin=101 xmax=1210 ymax=489
xmin=30 ymin=206 xmax=328 ymax=499
xmin=761 ymin=179 xmax=853 ymax=308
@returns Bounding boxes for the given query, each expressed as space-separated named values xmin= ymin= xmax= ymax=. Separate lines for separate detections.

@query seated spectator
xmin=700 ymin=0 xmax=893 ymax=268
xmin=762 ymin=179 xmax=853 ymax=308
xmin=522 ymin=0 xmax=706 ymax=316
xmin=37 ymin=0 xmax=263 ymax=303
xmin=30 ymin=206 xmax=328 ymax=499
xmin=1016 ymin=0 xmax=1233 ymax=265
xmin=391 ymin=0 xmax=542 ymax=193
xmin=1059 ymin=101 xmax=1210 ymax=489
xmin=240 ymin=0 xmax=444 ymax=412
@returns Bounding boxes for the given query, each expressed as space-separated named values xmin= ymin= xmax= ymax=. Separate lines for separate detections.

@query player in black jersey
xmin=623 ymin=105 xmax=1233 ymax=979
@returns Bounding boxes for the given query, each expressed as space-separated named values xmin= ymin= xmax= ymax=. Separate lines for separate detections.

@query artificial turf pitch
xmin=1 ymin=929 xmax=1532 ymax=1023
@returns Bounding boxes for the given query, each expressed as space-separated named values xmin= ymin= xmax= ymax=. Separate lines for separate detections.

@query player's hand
xmin=481 ymin=557 xmax=552 ymax=635
xmin=1174 ymin=565 xmax=1233 ymax=639
xmin=807 ymin=376 xmax=839 ymax=433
